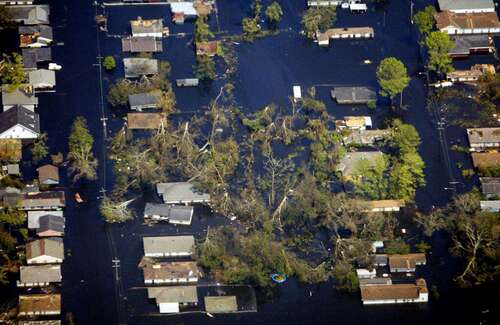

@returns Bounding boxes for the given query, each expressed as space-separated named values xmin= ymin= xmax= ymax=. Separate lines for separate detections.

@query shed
xmin=373 ymin=254 xmax=388 ymax=266
xmin=18 ymin=265 xmax=61 ymax=287
xmin=143 ymin=235 xmax=195 ymax=257
xmin=127 ymin=113 xmax=167 ymax=130
xmin=204 ymin=296 xmax=238 ymax=313
xmin=123 ymin=58 xmax=159 ymax=78
xmin=293 ymin=86 xmax=301 ymax=100
xmin=148 ymin=286 xmax=198 ymax=313
xmin=156 ymin=182 xmax=210 ymax=204
xmin=144 ymin=203 xmax=194 ymax=225
xmin=37 ymin=164 xmax=59 ymax=185
xmin=26 ymin=237 xmax=64 ymax=264
xmin=128 ymin=90 xmax=162 ymax=111
xmin=18 ymin=294 xmax=61 ymax=316
xmin=176 ymin=78 xmax=199 ymax=87
xmin=331 ymin=87 xmax=376 ymax=104
xmin=2 ymin=163 xmax=20 ymax=175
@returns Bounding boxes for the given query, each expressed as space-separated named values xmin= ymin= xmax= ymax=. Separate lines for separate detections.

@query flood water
xmin=7 ymin=0 xmax=499 ymax=324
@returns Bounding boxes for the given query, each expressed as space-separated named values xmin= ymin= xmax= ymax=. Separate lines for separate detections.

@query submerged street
xmin=22 ymin=0 xmax=499 ymax=324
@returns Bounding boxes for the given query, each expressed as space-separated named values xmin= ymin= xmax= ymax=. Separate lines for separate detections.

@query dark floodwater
xmin=13 ymin=0 xmax=500 ymax=324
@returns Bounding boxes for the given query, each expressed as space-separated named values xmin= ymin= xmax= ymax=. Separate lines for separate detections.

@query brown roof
xmin=127 ymin=113 xmax=167 ymax=130
xmin=388 ymin=254 xmax=426 ymax=270
xmin=26 ymin=238 xmax=64 ymax=261
xmin=18 ymin=294 xmax=61 ymax=314
xmin=363 ymin=200 xmax=405 ymax=210
xmin=140 ymin=258 xmax=201 ymax=281
xmin=361 ymin=283 xmax=420 ymax=301
xmin=37 ymin=164 xmax=59 ymax=183
xmin=471 ymin=152 xmax=500 ymax=168
xmin=196 ymin=41 xmax=220 ymax=56
xmin=21 ymin=191 xmax=65 ymax=209
xmin=436 ymin=11 xmax=500 ymax=30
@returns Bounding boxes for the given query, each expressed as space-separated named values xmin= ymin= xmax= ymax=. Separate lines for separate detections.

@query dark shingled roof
xmin=22 ymin=47 xmax=52 ymax=70
xmin=0 ymin=105 xmax=40 ymax=135
xmin=449 ymin=35 xmax=491 ymax=55
xmin=37 ymin=214 xmax=65 ymax=235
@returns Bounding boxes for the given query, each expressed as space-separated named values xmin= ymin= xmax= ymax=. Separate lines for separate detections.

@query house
xmin=356 ymin=268 xmax=377 ymax=279
xmin=26 ymin=237 xmax=64 ymax=264
xmin=143 ymin=203 xmax=194 ymax=225
xmin=437 ymin=0 xmax=495 ymax=13
xmin=0 ymin=105 xmax=40 ymax=140
xmin=37 ymin=214 xmax=65 ymax=237
xmin=480 ymin=200 xmax=500 ymax=212
xmin=0 ymin=0 xmax=33 ymax=4
xmin=19 ymin=25 xmax=53 ymax=48
xmin=204 ymin=296 xmax=238 ymax=313
xmin=22 ymin=47 xmax=52 ymax=70
xmin=148 ymin=286 xmax=198 ymax=313
xmin=373 ymin=254 xmax=388 ymax=267
xmin=350 ymin=3 xmax=367 ymax=13
xmin=18 ymin=294 xmax=61 ymax=316
xmin=447 ymin=64 xmax=495 ymax=82
xmin=307 ymin=1 xmax=341 ymax=6
xmin=127 ymin=113 xmax=167 ymax=130
xmin=171 ymin=2 xmax=198 ymax=24
xmin=359 ymin=277 xmax=392 ymax=286
xmin=17 ymin=264 xmax=61 ymax=287
xmin=156 ymin=182 xmax=210 ymax=204
xmin=19 ymin=191 xmax=66 ymax=210
xmin=388 ymin=254 xmax=426 ymax=273
xmin=480 ymin=177 xmax=500 ymax=198
xmin=335 ymin=151 xmax=383 ymax=177
xmin=1 ymin=163 xmax=19 ymax=176
xmin=0 ymin=139 xmax=22 ymax=162
xmin=436 ymin=11 xmax=500 ymax=35
xmin=360 ymin=278 xmax=428 ymax=305
xmin=362 ymin=200 xmax=405 ymax=212
xmin=122 ymin=36 xmax=163 ymax=53
xmin=196 ymin=41 xmax=220 ymax=57
xmin=7 ymin=5 xmax=50 ymax=25
xmin=130 ymin=17 xmax=164 ymax=37
xmin=467 ymin=127 xmax=500 ymax=151
xmin=336 ymin=116 xmax=373 ymax=131
xmin=128 ymin=90 xmax=162 ymax=111
xmin=28 ymin=69 xmax=56 ymax=89
xmin=143 ymin=235 xmax=195 ymax=257
xmin=1 ymin=86 xmax=38 ymax=111
xmin=37 ymin=164 xmax=59 ymax=185
xmin=176 ymin=78 xmax=199 ymax=87
xmin=123 ymin=58 xmax=159 ymax=78
xmin=471 ymin=152 xmax=500 ymax=169
xmin=139 ymin=257 xmax=201 ymax=284
xmin=316 ymin=27 xmax=374 ymax=46
xmin=342 ymin=129 xmax=389 ymax=146
xmin=449 ymin=35 xmax=494 ymax=58
xmin=331 ymin=87 xmax=377 ymax=104
xmin=27 ymin=210 xmax=64 ymax=229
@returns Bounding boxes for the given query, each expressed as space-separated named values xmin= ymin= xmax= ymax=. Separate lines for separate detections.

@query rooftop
xmin=1 ymin=86 xmax=38 ymax=106
xmin=156 ymin=182 xmax=210 ymax=203
xmin=0 ymin=139 xmax=22 ymax=161
xmin=143 ymin=235 xmax=195 ymax=255
xmin=127 ymin=113 xmax=166 ymax=130
xmin=27 ymin=210 xmax=64 ymax=229
xmin=37 ymin=164 xmax=59 ymax=183
xmin=140 ymin=258 xmax=201 ymax=281
xmin=436 ymin=11 xmax=500 ymax=30
xmin=480 ymin=177 xmax=500 ymax=196
xmin=7 ymin=5 xmax=50 ymax=25
xmin=480 ymin=200 xmax=500 ymax=211
xmin=363 ymin=200 xmax=405 ymax=210
xmin=26 ymin=237 xmax=64 ymax=261
xmin=388 ymin=253 xmax=426 ymax=270
xmin=342 ymin=129 xmax=389 ymax=145
xmin=467 ymin=127 xmax=500 ymax=144
xmin=360 ymin=279 xmax=428 ymax=301
xmin=336 ymin=151 xmax=383 ymax=176
xmin=144 ymin=203 xmax=194 ymax=222
xmin=21 ymin=191 xmax=66 ymax=209
xmin=122 ymin=36 xmax=163 ymax=53
xmin=22 ymin=47 xmax=52 ymax=70
xmin=19 ymin=264 xmax=61 ymax=284
xmin=123 ymin=58 xmax=159 ymax=78
xmin=471 ymin=152 xmax=500 ymax=168
xmin=130 ymin=17 xmax=163 ymax=34
xmin=148 ymin=286 xmax=198 ymax=303
xmin=204 ymin=296 xmax=238 ymax=313
xmin=128 ymin=90 xmax=162 ymax=108
xmin=18 ymin=294 xmax=61 ymax=314
xmin=37 ymin=214 xmax=65 ymax=234
xmin=449 ymin=35 xmax=492 ymax=55
xmin=171 ymin=2 xmax=198 ymax=16
xmin=28 ymin=69 xmax=56 ymax=87
xmin=0 ymin=105 xmax=40 ymax=135
xmin=331 ymin=87 xmax=376 ymax=103
xmin=437 ymin=0 xmax=495 ymax=12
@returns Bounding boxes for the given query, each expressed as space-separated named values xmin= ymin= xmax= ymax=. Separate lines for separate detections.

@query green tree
xmin=0 ymin=208 xmax=26 ymax=226
xmin=385 ymin=240 xmax=411 ymax=254
xmin=0 ymin=53 xmax=27 ymax=91
xmin=413 ymin=5 xmax=436 ymax=37
xmin=68 ymin=117 xmax=98 ymax=182
xmin=0 ymin=5 xmax=13 ymax=29
xmin=302 ymin=6 xmax=336 ymax=39
xmin=332 ymin=261 xmax=359 ymax=292
xmin=352 ymin=155 xmax=389 ymax=200
xmin=103 ymin=56 xmax=116 ymax=71
xmin=242 ymin=17 xmax=261 ymax=41
xmin=195 ymin=15 xmax=214 ymax=43
xmin=385 ymin=119 xmax=421 ymax=155
xmin=376 ymin=57 xmax=410 ymax=106
xmin=195 ymin=55 xmax=216 ymax=80
xmin=107 ymin=79 xmax=132 ymax=107
xmin=100 ymin=197 xmax=134 ymax=223
xmin=388 ymin=152 xmax=426 ymax=201
xmin=266 ymin=2 xmax=283 ymax=26
xmin=425 ymin=31 xmax=455 ymax=76
xmin=31 ymin=133 xmax=49 ymax=164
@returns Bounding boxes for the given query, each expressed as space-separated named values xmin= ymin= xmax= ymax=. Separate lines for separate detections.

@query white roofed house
xmin=156 ymin=182 xmax=210 ymax=205
xmin=26 ymin=237 xmax=64 ymax=264
xmin=28 ymin=69 xmax=56 ymax=90
xmin=139 ymin=257 xmax=201 ymax=284
xmin=0 ymin=105 xmax=40 ymax=140
xmin=437 ymin=0 xmax=496 ymax=13
xmin=148 ymin=286 xmax=198 ymax=313
xmin=144 ymin=203 xmax=194 ymax=225
xmin=143 ymin=235 xmax=195 ymax=258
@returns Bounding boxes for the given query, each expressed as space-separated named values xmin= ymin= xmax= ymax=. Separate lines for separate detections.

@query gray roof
xmin=148 ymin=286 xmax=198 ymax=303
xmin=19 ymin=25 xmax=53 ymax=40
xmin=123 ymin=58 xmax=159 ymax=78
xmin=20 ymin=191 xmax=66 ymax=209
xmin=128 ymin=90 xmax=162 ymax=109
xmin=22 ymin=48 xmax=52 ymax=70
xmin=332 ymin=87 xmax=377 ymax=104
xmin=342 ymin=129 xmax=389 ymax=145
xmin=19 ymin=265 xmax=61 ymax=284
xmin=7 ymin=5 xmax=50 ymax=25
xmin=449 ymin=35 xmax=491 ymax=55
xmin=37 ymin=214 xmax=65 ymax=234
xmin=122 ymin=36 xmax=163 ymax=53
xmin=336 ymin=151 xmax=383 ymax=176
xmin=1 ymin=87 xmax=38 ymax=106
xmin=438 ymin=0 xmax=495 ymax=11
xmin=144 ymin=203 xmax=193 ymax=222
xmin=480 ymin=177 xmax=500 ymax=196
xmin=29 ymin=69 xmax=56 ymax=88
xmin=143 ymin=235 xmax=195 ymax=255
xmin=26 ymin=238 xmax=64 ymax=261
xmin=0 ymin=105 xmax=40 ymax=135
xmin=156 ymin=182 xmax=210 ymax=204
xmin=28 ymin=210 xmax=64 ymax=229
xmin=373 ymin=254 xmax=388 ymax=266
xmin=467 ymin=128 xmax=500 ymax=145
xmin=480 ymin=200 xmax=500 ymax=211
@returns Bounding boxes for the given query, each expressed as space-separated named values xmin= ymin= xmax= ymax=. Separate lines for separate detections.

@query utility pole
xmin=112 ymin=258 xmax=120 ymax=282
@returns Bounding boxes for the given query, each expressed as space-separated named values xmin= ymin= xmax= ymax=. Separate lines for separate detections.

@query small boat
xmin=271 ymin=273 xmax=287 ymax=284
xmin=363 ymin=59 xmax=372 ymax=64
xmin=75 ymin=193 xmax=83 ymax=203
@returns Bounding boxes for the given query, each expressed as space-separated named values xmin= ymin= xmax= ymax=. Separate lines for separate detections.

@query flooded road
xmin=27 ymin=0 xmax=499 ymax=324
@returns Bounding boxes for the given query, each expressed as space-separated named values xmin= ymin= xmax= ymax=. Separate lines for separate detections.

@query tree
xmin=242 ymin=17 xmax=261 ymax=41
xmin=376 ymin=57 xmax=410 ymax=106
xmin=332 ymin=261 xmax=359 ymax=292
xmin=266 ymin=2 xmax=283 ymax=26
xmin=68 ymin=117 xmax=98 ymax=182
xmin=157 ymin=86 xmax=176 ymax=115
xmin=31 ymin=133 xmax=49 ymax=164
xmin=195 ymin=55 xmax=216 ymax=80
xmin=385 ymin=240 xmax=411 ymax=254
xmin=302 ymin=6 xmax=336 ymax=39
xmin=107 ymin=79 xmax=132 ymax=107
xmin=100 ymin=197 xmax=134 ymax=223
xmin=0 ymin=53 xmax=27 ymax=91
xmin=352 ymin=155 xmax=389 ymax=200
xmin=425 ymin=31 xmax=455 ymax=76
xmin=195 ymin=15 xmax=214 ymax=43
xmin=0 ymin=5 xmax=13 ymax=30
xmin=103 ymin=56 xmax=116 ymax=71
xmin=413 ymin=5 xmax=436 ymax=37
xmin=385 ymin=119 xmax=421 ymax=155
